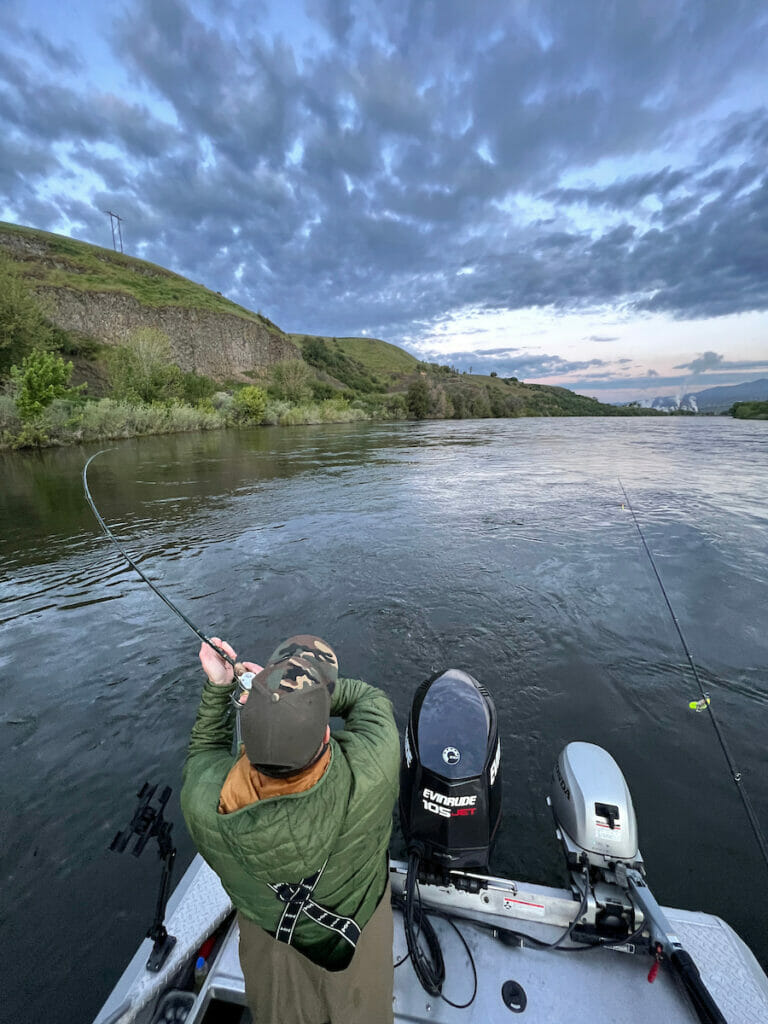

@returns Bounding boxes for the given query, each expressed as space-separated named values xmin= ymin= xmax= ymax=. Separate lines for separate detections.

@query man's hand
xmin=200 ymin=637 xmax=237 ymax=685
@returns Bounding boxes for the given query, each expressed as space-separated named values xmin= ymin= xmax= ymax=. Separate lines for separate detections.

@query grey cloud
xmin=2 ymin=1 xmax=768 ymax=342
xmin=675 ymin=350 xmax=724 ymax=372
xmin=674 ymin=351 xmax=768 ymax=372
xmin=415 ymin=348 xmax=609 ymax=379
xmin=573 ymin=370 xmax=768 ymax=392
xmin=587 ymin=335 xmax=620 ymax=342
xmin=112 ymin=0 xmax=301 ymax=169
xmin=545 ymin=168 xmax=690 ymax=210
xmin=0 ymin=55 xmax=180 ymax=158
xmin=306 ymin=0 xmax=354 ymax=44
xmin=26 ymin=29 xmax=84 ymax=73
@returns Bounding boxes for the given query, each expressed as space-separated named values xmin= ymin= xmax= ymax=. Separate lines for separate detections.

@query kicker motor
xmin=548 ymin=741 xmax=645 ymax=942
xmin=549 ymin=742 xmax=726 ymax=1024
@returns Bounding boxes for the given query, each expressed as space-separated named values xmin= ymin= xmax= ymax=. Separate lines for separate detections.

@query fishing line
xmin=619 ymin=479 xmax=768 ymax=878
xmin=83 ymin=449 xmax=238 ymax=671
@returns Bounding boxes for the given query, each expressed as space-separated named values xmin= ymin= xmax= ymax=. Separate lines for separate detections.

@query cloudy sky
xmin=2 ymin=0 xmax=767 ymax=402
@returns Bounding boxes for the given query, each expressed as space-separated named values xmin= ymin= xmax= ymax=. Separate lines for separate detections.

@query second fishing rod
xmin=620 ymin=478 xmax=768 ymax=880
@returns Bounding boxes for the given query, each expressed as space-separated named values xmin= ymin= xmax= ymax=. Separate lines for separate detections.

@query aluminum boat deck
xmin=94 ymin=856 xmax=768 ymax=1024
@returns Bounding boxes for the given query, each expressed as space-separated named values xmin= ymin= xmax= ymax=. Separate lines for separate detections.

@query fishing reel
xmin=231 ymin=664 xmax=256 ymax=702
xmin=230 ymin=665 xmax=257 ymax=747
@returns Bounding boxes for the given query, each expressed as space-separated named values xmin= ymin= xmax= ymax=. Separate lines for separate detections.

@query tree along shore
xmin=729 ymin=400 xmax=768 ymax=420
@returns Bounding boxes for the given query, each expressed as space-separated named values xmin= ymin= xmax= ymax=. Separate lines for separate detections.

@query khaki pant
xmin=237 ymin=885 xmax=394 ymax=1024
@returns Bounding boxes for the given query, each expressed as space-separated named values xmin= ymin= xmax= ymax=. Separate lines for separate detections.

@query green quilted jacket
xmin=181 ymin=676 xmax=400 ymax=970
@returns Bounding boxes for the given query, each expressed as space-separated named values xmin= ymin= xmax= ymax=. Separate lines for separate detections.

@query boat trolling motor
xmin=549 ymin=742 xmax=726 ymax=1024
xmin=398 ymin=669 xmax=502 ymax=995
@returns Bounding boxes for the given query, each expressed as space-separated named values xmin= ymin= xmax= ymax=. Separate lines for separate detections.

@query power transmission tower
xmin=105 ymin=210 xmax=124 ymax=253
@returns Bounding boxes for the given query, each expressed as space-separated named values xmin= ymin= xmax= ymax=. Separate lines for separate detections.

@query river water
xmin=1 ymin=417 xmax=767 ymax=1022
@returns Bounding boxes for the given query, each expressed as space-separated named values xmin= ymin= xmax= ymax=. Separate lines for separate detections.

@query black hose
xmin=403 ymin=852 xmax=445 ymax=996
xmin=538 ymin=867 xmax=590 ymax=949
xmin=395 ymin=859 xmax=478 ymax=1008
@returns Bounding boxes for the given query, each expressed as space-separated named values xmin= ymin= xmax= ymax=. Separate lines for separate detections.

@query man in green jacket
xmin=181 ymin=635 xmax=400 ymax=1023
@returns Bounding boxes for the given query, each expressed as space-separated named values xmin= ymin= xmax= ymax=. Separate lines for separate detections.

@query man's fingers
xmin=243 ymin=661 xmax=263 ymax=673
xmin=209 ymin=637 xmax=236 ymax=661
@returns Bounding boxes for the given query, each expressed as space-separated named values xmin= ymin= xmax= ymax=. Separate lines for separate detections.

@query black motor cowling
xmin=399 ymin=669 xmax=502 ymax=873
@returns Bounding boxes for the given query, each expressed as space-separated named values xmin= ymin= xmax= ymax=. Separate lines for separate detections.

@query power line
xmin=105 ymin=210 xmax=124 ymax=253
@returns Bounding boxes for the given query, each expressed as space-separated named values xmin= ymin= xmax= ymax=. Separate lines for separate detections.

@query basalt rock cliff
xmin=0 ymin=223 xmax=299 ymax=379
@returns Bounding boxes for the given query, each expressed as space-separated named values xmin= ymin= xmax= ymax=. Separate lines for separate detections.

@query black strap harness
xmin=268 ymin=860 xmax=361 ymax=949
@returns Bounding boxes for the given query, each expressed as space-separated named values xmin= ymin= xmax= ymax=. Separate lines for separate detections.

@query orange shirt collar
xmin=218 ymin=746 xmax=331 ymax=815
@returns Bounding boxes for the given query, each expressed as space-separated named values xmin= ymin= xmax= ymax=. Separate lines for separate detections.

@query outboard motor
xmin=398 ymin=669 xmax=502 ymax=997
xmin=548 ymin=743 xmax=727 ymax=1024
xmin=400 ymin=669 xmax=502 ymax=877
xmin=550 ymin=741 xmax=643 ymax=874
xmin=548 ymin=741 xmax=644 ymax=941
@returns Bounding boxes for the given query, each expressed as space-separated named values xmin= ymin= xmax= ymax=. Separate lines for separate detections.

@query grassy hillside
xmin=1 ymin=221 xmax=660 ymax=437
xmin=288 ymin=333 xmax=419 ymax=374
xmin=335 ymin=336 xmax=419 ymax=373
xmin=0 ymin=221 xmax=278 ymax=329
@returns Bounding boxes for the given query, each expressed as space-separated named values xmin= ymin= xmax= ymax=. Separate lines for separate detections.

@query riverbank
xmin=0 ymin=387 xmax=670 ymax=451
xmin=0 ymin=393 xmax=399 ymax=449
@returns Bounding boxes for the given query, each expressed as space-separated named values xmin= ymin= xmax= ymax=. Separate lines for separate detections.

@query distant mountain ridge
xmin=648 ymin=378 xmax=768 ymax=413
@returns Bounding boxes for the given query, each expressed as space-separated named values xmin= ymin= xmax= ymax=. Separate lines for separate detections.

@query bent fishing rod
xmin=620 ymin=478 xmax=768 ymax=879
xmin=83 ymin=450 xmax=253 ymax=686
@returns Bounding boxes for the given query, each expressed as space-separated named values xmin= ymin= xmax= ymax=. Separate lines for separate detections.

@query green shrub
xmin=180 ymin=370 xmax=216 ymax=405
xmin=231 ymin=385 xmax=267 ymax=424
xmin=8 ymin=422 xmax=51 ymax=448
xmin=164 ymin=402 xmax=222 ymax=432
xmin=108 ymin=327 xmax=184 ymax=404
xmin=211 ymin=391 xmax=233 ymax=411
xmin=310 ymin=380 xmax=337 ymax=401
xmin=41 ymin=397 xmax=85 ymax=440
xmin=406 ymin=378 xmax=430 ymax=419
xmin=262 ymin=399 xmax=293 ymax=425
xmin=10 ymin=349 xmax=83 ymax=421
xmin=0 ymin=393 xmax=20 ymax=433
xmin=260 ymin=398 xmax=369 ymax=426
xmin=384 ymin=393 xmax=407 ymax=419
xmin=269 ymin=360 xmax=313 ymax=402
xmin=50 ymin=326 xmax=101 ymax=359
xmin=730 ymin=401 xmax=768 ymax=419
xmin=0 ymin=256 xmax=52 ymax=375
xmin=74 ymin=398 xmax=223 ymax=440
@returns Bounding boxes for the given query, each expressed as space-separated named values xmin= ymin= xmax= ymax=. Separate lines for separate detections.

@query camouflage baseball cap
xmin=240 ymin=635 xmax=338 ymax=774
